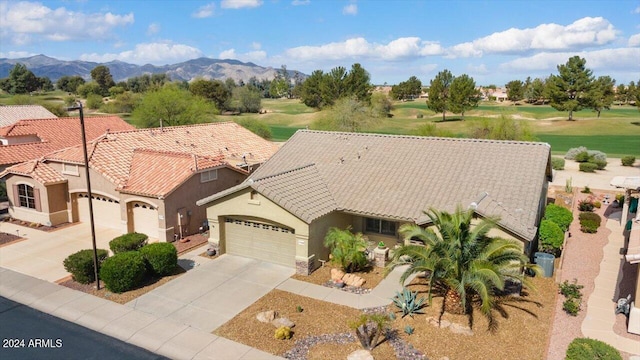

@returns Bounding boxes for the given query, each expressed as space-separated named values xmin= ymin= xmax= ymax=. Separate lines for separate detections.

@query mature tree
xmin=627 ymin=81 xmax=637 ymax=105
xmin=76 ymin=82 xmax=104 ymax=98
xmin=232 ymin=86 xmax=262 ymax=113
xmin=449 ymin=74 xmax=480 ymax=117
xmin=321 ymin=66 xmax=348 ymax=107
xmin=635 ymin=80 xmax=640 ymax=111
xmin=387 ymin=207 xmax=539 ymax=326
xmin=615 ymin=84 xmax=627 ymax=104
xmin=90 ymin=65 xmax=115 ymax=96
xmin=37 ymin=76 xmax=54 ymax=92
xmin=344 ymin=63 xmax=373 ymax=103
xmin=131 ymin=84 xmax=217 ymax=128
xmin=390 ymin=76 xmax=422 ymax=100
xmin=5 ymin=63 xmax=39 ymax=94
xmin=269 ymin=65 xmax=291 ymax=99
xmin=127 ymin=74 xmax=169 ymax=93
xmin=56 ymin=75 xmax=86 ymax=93
xmin=299 ymin=70 xmax=325 ymax=108
xmin=587 ymin=76 xmax=616 ymax=118
xmin=427 ymin=69 xmax=454 ymax=121
xmin=546 ymin=56 xmax=594 ymax=120
xmin=327 ymin=97 xmax=375 ymax=132
xmin=189 ymin=79 xmax=230 ymax=111
xmin=524 ymin=78 xmax=546 ymax=104
xmin=370 ymin=91 xmax=393 ymax=118
xmin=505 ymin=80 xmax=525 ymax=101
xmin=470 ymin=116 xmax=536 ymax=141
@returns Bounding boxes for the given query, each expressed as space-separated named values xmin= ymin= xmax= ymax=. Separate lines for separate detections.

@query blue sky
xmin=1 ymin=0 xmax=639 ymax=86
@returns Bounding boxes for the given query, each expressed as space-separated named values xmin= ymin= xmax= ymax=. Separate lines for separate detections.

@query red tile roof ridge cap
xmin=132 ymin=147 xmax=225 ymax=162
xmin=296 ymin=129 xmax=550 ymax=146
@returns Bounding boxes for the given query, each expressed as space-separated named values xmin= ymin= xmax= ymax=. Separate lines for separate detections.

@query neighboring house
xmin=0 ymin=116 xmax=134 ymax=172
xmin=1 ymin=122 xmax=280 ymax=242
xmin=0 ymin=105 xmax=57 ymax=127
xmin=197 ymin=130 xmax=553 ymax=275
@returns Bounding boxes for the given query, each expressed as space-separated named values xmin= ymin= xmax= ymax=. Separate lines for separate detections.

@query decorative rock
xmin=426 ymin=316 xmax=450 ymax=328
xmin=331 ymin=268 xmax=345 ymax=281
xmin=272 ymin=317 xmax=295 ymax=328
xmin=256 ymin=310 xmax=277 ymax=323
xmin=342 ymin=273 xmax=365 ymax=287
xmin=347 ymin=349 xmax=374 ymax=360
xmin=449 ymin=323 xmax=474 ymax=336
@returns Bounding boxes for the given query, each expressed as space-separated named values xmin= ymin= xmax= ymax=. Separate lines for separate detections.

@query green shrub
xmin=392 ymin=287 xmax=426 ymax=318
xmin=86 ymin=94 xmax=103 ymax=109
xmin=580 ymin=219 xmax=599 ymax=233
xmin=587 ymin=150 xmax=607 ymax=163
xmin=539 ymin=220 xmax=564 ymax=256
xmin=578 ymin=199 xmax=595 ymax=212
xmin=544 ymin=204 xmax=573 ymax=232
xmin=139 ymin=242 xmax=178 ymax=276
xmin=565 ymin=146 xmax=588 ymax=160
xmin=581 ymin=185 xmax=591 ymax=194
xmin=99 ymin=251 xmax=147 ymax=293
xmin=579 ymin=212 xmax=601 ymax=225
xmin=591 ymin=159 xmax=607 ymax=170
xmin=63 ymin=249 xmax=109 ymax=284
xmin=574 ymin=151 xmax=590 ymax=162
xmin=615 ymin=194 xmax=624 ymax=203
xmin=559 ymin=279 xmax=584 ymax=299
xmin=579 ymin=162 xmax=597 ymax=172
xmin=551 ymin=157 xmax=565 ymax=170
xmin=235 ymin=118 xmax=272 ymax=140
xmin=621 ymin=156 xmax=636 ymax=166
xmin=109 ymin=232 xmax=148 ymax=254
xmin=593 ymin=201 xmax=601 ymax=209
xmin=563 ymin=298 xmax=580 ymax=316
xmin=565 ymin=338 xmax=621 ymax=360
xmin=324 ymin=227 xmax=369 ymax=273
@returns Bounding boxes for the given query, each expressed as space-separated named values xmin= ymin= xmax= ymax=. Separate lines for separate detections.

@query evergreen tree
xmin=427 ymin=69 xmax=453 ymax=121
xmin=546 ymin=56 xmax=594 ymax=120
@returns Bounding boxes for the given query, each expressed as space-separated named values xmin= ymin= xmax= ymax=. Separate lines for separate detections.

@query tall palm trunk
xmin=444 ymin=288 xmax=466 ymax=315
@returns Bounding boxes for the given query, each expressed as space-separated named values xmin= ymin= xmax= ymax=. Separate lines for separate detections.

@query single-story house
xmin=0 ymin=105 xmax=57 ymax=127
xmin=1 ymin=116 xmax=134 ymax=172
xmin=197 ymin=130 xmax=553 ymax=275
xmin=1 ymin=122 xmax=280 ymax=242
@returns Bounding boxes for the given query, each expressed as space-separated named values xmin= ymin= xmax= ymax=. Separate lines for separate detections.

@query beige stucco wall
xmin=308 ymin=211 xmax=355 ymax=264
xmin=5 ymin=174 xmax=68 ymax=226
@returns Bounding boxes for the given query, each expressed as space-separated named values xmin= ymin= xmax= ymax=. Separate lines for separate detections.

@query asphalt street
xmin=0 ymin=296 xmax=168 ymax=360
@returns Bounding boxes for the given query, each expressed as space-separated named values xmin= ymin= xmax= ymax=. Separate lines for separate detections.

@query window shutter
xmin=33 ymin=188 xmax=42 ymax=212
xmin=12 ymin=184 xmax=18 ymax=207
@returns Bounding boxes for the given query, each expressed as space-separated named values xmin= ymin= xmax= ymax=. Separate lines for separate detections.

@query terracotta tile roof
xmin=200 ymin=130 xmax=551 ymax=241
xmin=117 ymin=149 xmax=225 ymax=198
xmin=0 ymin=116 xmax=134 ymax=166
xmin=0 ymin=105 xmax=57 ymax=127
xmin=44 ymin=122 xmax=279 ymax=198
xmin=0 ymin=160 xmax=66 ymax=185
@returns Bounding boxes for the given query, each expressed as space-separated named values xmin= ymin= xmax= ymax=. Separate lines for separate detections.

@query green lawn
xmin=537 ymin=134 xmax=640 ymax=158
xmin=269 ymin=125 xmax=304 ymax=141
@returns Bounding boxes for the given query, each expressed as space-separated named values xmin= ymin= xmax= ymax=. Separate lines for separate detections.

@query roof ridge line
xmin=252 ymin=163 xmax=317 ymax=182
xmin=105 ymin=121 xmax=236 ymax=135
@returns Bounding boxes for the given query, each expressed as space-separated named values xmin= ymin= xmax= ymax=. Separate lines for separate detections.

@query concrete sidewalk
xmin=0 ymin=266 xmax=284 ymax=360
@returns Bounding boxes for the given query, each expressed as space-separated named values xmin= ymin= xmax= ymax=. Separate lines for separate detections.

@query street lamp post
xmin=67 ymin=102 xmax=101 ymax=290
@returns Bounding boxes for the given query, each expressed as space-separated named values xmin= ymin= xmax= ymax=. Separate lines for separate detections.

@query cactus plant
xmin=274 ymin=326 xmax=292 ymax=340
xmin=391 ymin=287 xmax=426 ymax=318
xmin=404 ymin=325 xmax=415 ymax=335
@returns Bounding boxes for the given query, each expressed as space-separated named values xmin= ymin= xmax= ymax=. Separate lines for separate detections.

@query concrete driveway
xmin=0 ymin=222 xmax=121 ymax=282
xmin=126 ymin=254 xmax=295 ymax=332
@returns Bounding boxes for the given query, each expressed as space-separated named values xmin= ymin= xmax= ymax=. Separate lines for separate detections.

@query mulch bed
xmin=172 ymin=233 xmax=209 ymax=255
xmin=0 ymin=232 xmax=24 ymax=247
xmin=59 ymin=265 xmax=186 ymax=304
xmin=1 ymin=217 xmax=75 ymax=232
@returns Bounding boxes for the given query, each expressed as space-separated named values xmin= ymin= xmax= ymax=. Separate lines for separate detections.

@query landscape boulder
xmin=256 ymin=310 xmax=277 ymax=323
xmin=271 ymin=317 xmax=295 ymax=328
xmin=330 ymin=268 xmax=345 ymax=281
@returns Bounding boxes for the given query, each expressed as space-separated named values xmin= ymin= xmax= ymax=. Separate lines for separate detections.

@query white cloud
xmin=0 ymin=1 xmax=133 ymax=44
xmin=193 ymin=3 xmax=215 ymax=18
xmin=634 ymin=6 xmax=640 ymax=14
xmin=343 ymin=4 xmax=357 ymax=15
xmin=80 ymin=42 xmax=203 ymax=65
xmin=147 ymin=23 xmax=160 ymax=36
xmin=0 ymin=51 xmax=35 ymax=59
xmin=499 ymin=48 xmax=640 ymax=72
xmin=219 ymin=48 xmax=266 ymax=62
xmin=447 ymin=17 xmax=618 ymax=58
xmin=292 ymin=0 xmax=310 ymax=5
xmin=221 ymin=0 xmax=263 ymax=9
xmin=467 ymin=64 xmax=489 ymax=74
xmin=251 ymin=42 xmax=262 ymax=50
xmin=286 ymin=37 xmax=443 ymax=61
xmin=629 ymin=33 xmax=640 ymax=47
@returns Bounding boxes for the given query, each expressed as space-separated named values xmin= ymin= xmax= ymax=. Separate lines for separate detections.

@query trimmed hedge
xmin=579 ymin=212 xmax=601 ymax=233
xmin=139 ymin=243 xmax=178 ymax=276
xmin=565 ymin=338 xmax=621 ymax=360
xmin=539 ymin=220 xmax=564 ymax=256
xmin=63 ymin=249 xmax=109 ymax=284
xmin=99 ymin=251 xmax=147 ymax=293
xmin=579 ymin=162 xmax=598 ymax=172
xmin=109 ymin=232 xmax=148 ymax=254
xmin=544 ymin=204 xmax=573 ymax=232
xmin=621 ymin=156 xmax=636 ymax=166
xmin=551 ymin=157 xmax=565 ymax=170
xmin=591 ymin=159 xmax=607 ymax=170
xmin=574 ymin=151 xmax=590 ymax=162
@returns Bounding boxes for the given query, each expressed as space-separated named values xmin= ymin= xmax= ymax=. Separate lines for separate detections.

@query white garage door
xmin=224 ymin=217 xmax=296 ymax=267
xmin=77 ymin=193 xmax=120 ymax=229
xmin=131 ymin=202 xmax=158 ymax=239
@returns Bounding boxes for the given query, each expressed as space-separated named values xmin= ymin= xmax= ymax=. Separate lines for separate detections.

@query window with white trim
xmin=365 ymin=218 xmax=397 ymax=236
xmin=62 ymin=163 xmax=79 ymax=176
xmin=200 ymin=169 xmax=218 ymax=183
xmin=18 ymin=184 xmax=36 ymax=209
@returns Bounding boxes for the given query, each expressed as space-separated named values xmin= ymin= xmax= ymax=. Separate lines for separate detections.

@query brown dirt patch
xmin=59 ymin=265 xmax=186 ymax=304
xmin=291 ymin=263 xmax=385 ymax=289
xmin=215 ymin=275 xmax=556 ymax=360
xmin=172 ymin=233 xmax=208 ymax=255
xmin=0 ymin=232 xmax=24 ymax=247
xmin=2 ymin=217 xmax=75 ymax=232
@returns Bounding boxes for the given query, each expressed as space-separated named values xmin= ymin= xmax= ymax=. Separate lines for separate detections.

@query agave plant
xmin=391 ymin=287 xmax=426 ymax=318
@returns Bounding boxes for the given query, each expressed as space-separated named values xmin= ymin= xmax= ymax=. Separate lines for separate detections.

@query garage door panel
xmin=225 ymin=217 xmax=295 ymax=267
xmin=77 ymin=194 xmax=120 ymax=229
xmin=131 ymin=202 xmax=157 ymax=239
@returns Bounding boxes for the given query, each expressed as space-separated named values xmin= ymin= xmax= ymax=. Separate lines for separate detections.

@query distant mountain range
xmin=0 ymin=55 xmax=305 ymax=83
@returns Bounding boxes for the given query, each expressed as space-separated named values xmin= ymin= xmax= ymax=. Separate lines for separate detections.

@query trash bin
xmin=534 ymin=252 xmax=555 ymax=277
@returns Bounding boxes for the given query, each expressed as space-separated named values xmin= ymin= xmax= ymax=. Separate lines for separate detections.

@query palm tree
xmin=387 ymin=206 xmax=539 ymax=320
